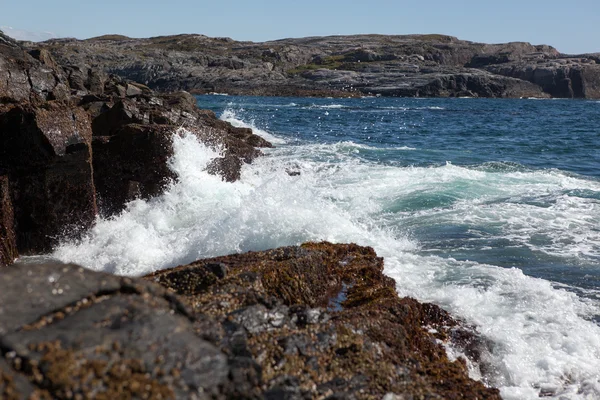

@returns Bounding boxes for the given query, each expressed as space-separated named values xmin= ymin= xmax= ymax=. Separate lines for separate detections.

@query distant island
xmin=28 ymin=33 xmax=600 ymax=99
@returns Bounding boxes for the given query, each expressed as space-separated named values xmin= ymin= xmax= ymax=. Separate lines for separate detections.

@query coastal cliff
xmin=28 ymin=33 xmax=600 ymax=99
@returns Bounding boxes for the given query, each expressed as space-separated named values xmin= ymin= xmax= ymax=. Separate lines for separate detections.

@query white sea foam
xmin=220 ymin=108 xmax=287 ymax=144
xmin=307 ymin=104 xmax=346 ymax=109
xmin=53 ymin=124 xmax=600 ymax=399
xmin=416 ymin=106 xmax=445 ymax=110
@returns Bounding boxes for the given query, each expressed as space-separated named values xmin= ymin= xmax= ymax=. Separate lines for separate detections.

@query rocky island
xmin=27 ymin=33 xmax=600 ymax=99
xmin=2 ymin=28 xmax=575 ymax=399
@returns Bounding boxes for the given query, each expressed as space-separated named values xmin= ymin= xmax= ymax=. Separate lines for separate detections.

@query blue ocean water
xmin=53 ymin=95 xmax=600 ymax=399
xmin=202 ymin=96 xmax=600 ymax=291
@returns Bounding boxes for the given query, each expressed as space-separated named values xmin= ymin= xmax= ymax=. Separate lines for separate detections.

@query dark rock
xmin=206 ymin=155 xmax=243 ymax=182
xmin=0 ymin=32 xmax=271 ymax=260
xmin=92 ymin=123 xmax=177 ymax=214
xmin=0 ymin=33 xmax=68 ymax=103
xmin=0 ymin=262 xmax=239 ymax=399
xmin=89 ymin=89 xmax=270 ymax=213
xmin=0 ymin=176 xmax=17 ymax=267
xmin=0 ymin=103 xmax=96 ymax=253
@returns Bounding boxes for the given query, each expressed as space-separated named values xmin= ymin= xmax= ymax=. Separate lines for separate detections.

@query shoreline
xmin=0 ymin=29 xmax=501 ymax=399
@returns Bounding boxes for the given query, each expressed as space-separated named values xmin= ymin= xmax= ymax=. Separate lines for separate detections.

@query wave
xmin=52 ymin=123 xmax=600 ymax=399
xmin=307 ymin=104 xmax=346 ymax=109
xmin=220 ymin=108 xmax=287 ymax=144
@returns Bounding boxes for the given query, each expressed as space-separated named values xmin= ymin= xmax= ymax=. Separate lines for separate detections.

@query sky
xmin=1 ymin=0 xmax=598 ymax=54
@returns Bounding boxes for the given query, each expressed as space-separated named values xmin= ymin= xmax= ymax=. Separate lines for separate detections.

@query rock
xmin=92 ymin=124 xmax=178 ymax=214
xmin=0 ymin=103 xmax=96 ymax=253
xmin=26 ymin=32 xmax=599 ymax=98
xmin=0 ymin=176 xmax=17 ymax=267
xmin=0 ymin=243 xmax=498 ymax=398
xmin=0 ymin=261 xmax=242 ymax=398
xmin=90 ymin=88 xmax=270 ymax=213
xmin=0 ymin=32 xmax=68 ymax=103
xmin=484 ymin=58 xmax=600 ymax=98
xmin=0 ymin=31 xmax=271 ymax=260
xmin=147 ymin=242 xmax=501 ymax=399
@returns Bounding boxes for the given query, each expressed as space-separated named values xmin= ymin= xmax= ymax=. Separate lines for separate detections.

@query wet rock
xmin=0 ymin=33 xmax=271 ymax=259
xmin=0 ymin=176 xmax=17 ymax=267
xmin=0 ymin=262 xmax=238 ymax=399
xmin=0 ymin=103 xmax=96 ymax=253
xmin=148 ymin=242 xmax=501 ymax=399
xmin=90 ymin=89 xmax=270 ymax=213
xmin=91 ymin=123 xmax=177 ymax=214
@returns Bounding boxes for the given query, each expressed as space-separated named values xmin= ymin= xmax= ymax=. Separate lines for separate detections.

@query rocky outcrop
xmin=86 ymin=83 xmax=271 ymax=214
xmin=0 ymin=31 xmax=270 ymax=262
xmin=147 ymin=242 xmax=499 ymax=399
xmin=0 ymin=243 xmax=500 ymax=399
xmin=0 ymin=261 xmax=246 ymax=399
xmin=0 ymin=96 xmax=97 ymax=255
xmin=25 ymin=32 xmax=600 ymax=98
xmin=483 ymin=57 xmax=600 ymax=98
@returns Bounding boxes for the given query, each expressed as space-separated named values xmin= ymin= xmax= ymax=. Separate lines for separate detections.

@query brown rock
xmin=0 ymin=32 xmax=69 ymax=104
xmin=0 ymin=176 xmax=17 ymax=267
xmin=92 ymin=123 xmax=177 ymax=214
xmin=147 ymin=242 xmax=501 ymax=399
xmin=0 ymin=103 xmax=96 ymax=253
xmin=0 ymin=262 xmax=238 ymax=399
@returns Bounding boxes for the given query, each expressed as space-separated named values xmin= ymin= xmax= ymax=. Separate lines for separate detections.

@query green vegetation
xmin=86 ymin=34 xmax=131 ymax=41
xmin=287 ymin=55 xmax=345 ymax=74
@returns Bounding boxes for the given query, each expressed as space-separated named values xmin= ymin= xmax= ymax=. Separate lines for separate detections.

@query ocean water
xmin=53 ymin=95 xmax=600 ymax=399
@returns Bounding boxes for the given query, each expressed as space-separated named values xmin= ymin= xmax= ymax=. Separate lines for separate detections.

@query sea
xmin=51 ymin=95 xmax=600 ymax=399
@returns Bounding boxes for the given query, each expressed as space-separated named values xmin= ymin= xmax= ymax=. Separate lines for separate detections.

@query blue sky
xmin=1 ymin=0 xmax=598 ymax=54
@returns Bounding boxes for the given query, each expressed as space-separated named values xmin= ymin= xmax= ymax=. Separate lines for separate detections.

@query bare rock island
xmin=28 ymin=33 xmax=600 ymax=99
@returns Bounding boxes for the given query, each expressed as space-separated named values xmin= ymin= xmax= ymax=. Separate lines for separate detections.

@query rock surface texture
xmin=29 ymin=33 xmax=600 ymax=98
xmin=0 ymin=30 xmax=270 ymax=262
xmin=0 ymin=243 xmax=500 ymax=399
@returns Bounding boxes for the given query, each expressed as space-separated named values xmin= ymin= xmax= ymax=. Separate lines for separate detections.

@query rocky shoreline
xmin=25 ymin=33 xmax=600 ymax=99
xmin=0 ymin=29 xmax=502 ymax=398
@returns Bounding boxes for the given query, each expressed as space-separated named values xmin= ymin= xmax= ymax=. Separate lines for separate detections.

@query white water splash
xmin=221 ymin=108 xmax=287 ymax=144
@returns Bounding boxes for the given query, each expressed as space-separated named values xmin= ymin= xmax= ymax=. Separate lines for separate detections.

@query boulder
xmin=0 ymin=103 xmax=96 ymax=253
xmin=0 ymin=31 xmax=69 ymax=103
xmin=0 ymin=262 xmax=244 ymax=399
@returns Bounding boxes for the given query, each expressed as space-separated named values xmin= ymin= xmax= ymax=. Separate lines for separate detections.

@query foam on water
xmin=53 ymin=124 xmax=600 ymax=399
xmin=221 ymin=108 xmax=287 ymax=144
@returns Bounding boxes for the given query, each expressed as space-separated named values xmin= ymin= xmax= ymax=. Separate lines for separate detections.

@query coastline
xmin=0 ymin=29 xmax=501 ymax=398
xmin=28 ymin=33 xmax=600 ymax=100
